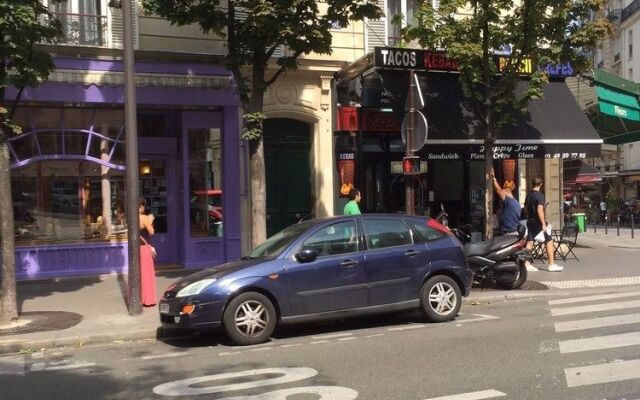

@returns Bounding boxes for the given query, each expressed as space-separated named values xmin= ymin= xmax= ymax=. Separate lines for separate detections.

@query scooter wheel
xmin=496 ymin=263 xmax=528 ymax=290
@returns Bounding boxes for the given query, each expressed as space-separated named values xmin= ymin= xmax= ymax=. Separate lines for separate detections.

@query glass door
xmin=139 ymin=156 xmax=171 ymax=263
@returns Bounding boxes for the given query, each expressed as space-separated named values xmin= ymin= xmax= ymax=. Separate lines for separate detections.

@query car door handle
xmin=405 ymin=250 xmax=418 ymax=257
xmin=340 ymin=259 xmax=358 ymax=268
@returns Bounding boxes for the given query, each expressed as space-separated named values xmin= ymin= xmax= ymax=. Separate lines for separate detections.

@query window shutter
xmin=365 ymin=0 xmax=388 ymax=53
xmin=109 ymin=0 xmax=139 ymax=49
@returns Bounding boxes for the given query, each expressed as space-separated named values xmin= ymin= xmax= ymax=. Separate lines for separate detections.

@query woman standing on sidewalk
xmin=139 ymin=198 xmax=157 ymax=307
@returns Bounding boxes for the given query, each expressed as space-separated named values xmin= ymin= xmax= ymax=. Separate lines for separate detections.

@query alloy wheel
xmin=428 ymin=282 xmax=457 ymax=315
xmin=234 ymin=300 xmax=270 ymax=337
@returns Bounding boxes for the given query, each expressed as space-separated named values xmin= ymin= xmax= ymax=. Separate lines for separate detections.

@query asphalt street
xmin=3 ymin=286 xmax=640 ymax=400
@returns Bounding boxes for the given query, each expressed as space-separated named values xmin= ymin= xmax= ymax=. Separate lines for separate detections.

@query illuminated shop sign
xmin=374 ymin=47 xmax=574 ymax=77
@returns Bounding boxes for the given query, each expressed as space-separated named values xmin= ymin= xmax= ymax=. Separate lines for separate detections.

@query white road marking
xmin=0 ymin=356 xmax=25 ymax=375
xmin=311 ymin=340 xmax=330 ymax=344
xmin=338 ymin=337 xmax=358 ymax=342
xmin=421 ymin=389 xmax=507 ymax=400
xmin=550 ymin=299 xmax=640 ymax=316
xmin=457 ymin=314 xmax=500 ymax=323
xmin=31 ymin=361 xmax=96 ymax=371
xmin=142 ymin=352 xmax=186 ymax=360
xmin=250 ymin=347 xmax=273 ymax=352
xmin=559 ymin=331 xmax=640 ymax=354
xmin=542 ymin=276 xmax=640 ymax=289
xmin=219 ymin=351 xmax=242 ymax=356
xmin=566 ymin=359 xmax=640 ymax=387
xmin=31 ymin=352 xmax=45 ymax=359
xmin=279 ymin=343 xmax=302 ymax=348
xmin=549 ymin=291 xmax=640 ymax=306
xmin=366 ymin=334 xmax=384 ymax=338
xmin=311 ymin=332 xmax=353 ymax=339
xmin=554 ymin=313 xmax=640 ymax=332
xmin=388 ymin=324 xmax=425 ymax=331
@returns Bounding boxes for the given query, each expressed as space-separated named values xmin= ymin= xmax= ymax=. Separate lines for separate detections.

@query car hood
xmin=167 ymin=258 xmax=267 ymax=292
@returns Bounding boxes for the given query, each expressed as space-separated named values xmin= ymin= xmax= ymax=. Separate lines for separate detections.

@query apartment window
xmin=614 ymin=36 xmax=621 ymax=63
xmin=629 ymin=30 xmax=634 ymax=59
xmin=387 ymin=0 xmax=420 ymax=45
xmin=49 ymin=0 xmax=107 ymax=46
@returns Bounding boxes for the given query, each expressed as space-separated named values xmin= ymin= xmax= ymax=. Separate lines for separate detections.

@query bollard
xmin=617 ymin=215 xmax=621 ymax=237
xmin=632 ymin=214 xmax=635 ymax=239
xmin=594 ymin=217 xmax=597 ymax=233
xmin=605 ymin=217 xmax=608 ymax=235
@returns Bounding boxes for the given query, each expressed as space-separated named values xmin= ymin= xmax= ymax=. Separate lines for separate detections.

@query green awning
xmin=595 ymin=74 xmax=640 ymax=121
xmin=593 ymin=68 xmax=640 ymax=144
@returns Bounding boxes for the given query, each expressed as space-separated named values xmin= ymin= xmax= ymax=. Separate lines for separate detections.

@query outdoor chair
xmin=553 ymin=223 xmax=580 ymax=262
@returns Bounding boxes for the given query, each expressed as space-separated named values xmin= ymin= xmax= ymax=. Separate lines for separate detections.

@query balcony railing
xmin=622 ymin=0 xmax=640 ymax=23
xmin=52 ymin=12 xmax=108 ymax=47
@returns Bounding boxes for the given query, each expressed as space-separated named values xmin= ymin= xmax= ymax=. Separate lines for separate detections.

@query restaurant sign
xmin=374 ymin=47 xmax=574 ymax=78
xmin=423 ymin=143 xmax=597 ymax=160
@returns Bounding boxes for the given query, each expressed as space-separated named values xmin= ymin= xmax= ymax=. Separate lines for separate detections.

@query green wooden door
xmin=264 ymin=119 xmax=312 ymax=237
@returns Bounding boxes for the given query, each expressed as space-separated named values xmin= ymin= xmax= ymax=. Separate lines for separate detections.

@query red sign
xmin=361 ymin=110 xmax=401 ymax=131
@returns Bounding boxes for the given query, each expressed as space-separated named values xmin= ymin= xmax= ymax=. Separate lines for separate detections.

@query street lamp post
xmin=110 ymin=0 xmax=141 ymax=315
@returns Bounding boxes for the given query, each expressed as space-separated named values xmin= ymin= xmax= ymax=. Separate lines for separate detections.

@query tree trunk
xmin=483 ymin=137 xmax=495 ymax=241
xmin=248 ymin=86 xmax=267 ymax=248
xmin=0 ymin=137 xmax=18 ymax=324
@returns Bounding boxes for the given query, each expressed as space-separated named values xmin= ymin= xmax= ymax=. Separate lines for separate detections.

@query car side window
xmin=363 ymin=219 xmax=413 ymax=249
xmin=300 ymin=221 xmax=357 ymax=257
xmin=411 ymin=222 xmax=447 ymax=242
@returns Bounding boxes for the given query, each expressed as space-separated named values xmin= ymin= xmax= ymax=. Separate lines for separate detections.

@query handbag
xmin=140 ymin=235 xmax=156 ymax=258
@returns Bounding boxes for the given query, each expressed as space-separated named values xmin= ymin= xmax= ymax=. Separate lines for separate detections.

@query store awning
xmin=378 ymin=72 xmax=602 ymax=159
xmin=592 ymin=68 xmax=640 ymax=145
xmin=563 ymin=160 xmax=603 ymax=185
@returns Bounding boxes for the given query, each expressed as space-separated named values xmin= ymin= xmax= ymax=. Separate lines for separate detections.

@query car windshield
xmin=248 ymin=221 xmax=313 ymax=259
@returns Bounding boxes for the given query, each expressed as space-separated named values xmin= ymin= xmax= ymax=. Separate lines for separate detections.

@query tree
xmin=404 ymin=0 xmax=609 ymax=239
xmin=0 ymin=0 xmax=61 ymax=324
xmin=143 ymin=0 xmax=382 ymax=247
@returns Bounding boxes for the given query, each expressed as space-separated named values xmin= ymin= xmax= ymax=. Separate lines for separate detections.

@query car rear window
xmin=411 ymin=221 xmax=448 ymax=242
xmin=362 ymin=219 xmax=413 ymax=249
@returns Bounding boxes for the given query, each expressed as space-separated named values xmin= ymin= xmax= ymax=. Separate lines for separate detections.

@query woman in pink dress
xmin=139 ymin=198 xmax=157 ymax=307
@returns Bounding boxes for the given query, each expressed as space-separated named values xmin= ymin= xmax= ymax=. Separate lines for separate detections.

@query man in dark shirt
xmin=524 ymin=177 xmax=563 ymax=272
xmin=490 ymin=168 xmax=520 ymax=235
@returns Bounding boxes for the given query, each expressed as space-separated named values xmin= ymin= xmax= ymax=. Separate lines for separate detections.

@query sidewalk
xmin=1 ymin=234 xmax=639 ymax=355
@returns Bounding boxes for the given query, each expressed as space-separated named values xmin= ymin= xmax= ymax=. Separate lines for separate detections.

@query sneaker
xmin=545 ymin=264 xmax=564 ymax=272
xmin=525 ymin=261 xmax=538 ymax=272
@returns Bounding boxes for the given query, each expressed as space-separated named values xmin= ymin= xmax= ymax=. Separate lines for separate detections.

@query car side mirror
xmin=296 ymin=248 xmax=319 ymax=263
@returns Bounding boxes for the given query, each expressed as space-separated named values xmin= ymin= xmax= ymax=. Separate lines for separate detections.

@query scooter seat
xmin=464 ymin=235 xmax=517 ymax=257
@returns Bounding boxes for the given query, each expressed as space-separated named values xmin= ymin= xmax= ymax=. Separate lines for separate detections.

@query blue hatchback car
xmin=159 ymin=214 xmax=473 ymax=345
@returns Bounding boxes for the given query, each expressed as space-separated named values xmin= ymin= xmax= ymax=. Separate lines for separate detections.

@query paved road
xmin=3 ymin=286 xmax=640 ymax=399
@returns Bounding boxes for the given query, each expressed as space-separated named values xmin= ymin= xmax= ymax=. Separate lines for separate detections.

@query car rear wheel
xmin=419 ymin=275 xmax=462 ymax=322
xmin=222 ymin=292 xmax=277 ymax=345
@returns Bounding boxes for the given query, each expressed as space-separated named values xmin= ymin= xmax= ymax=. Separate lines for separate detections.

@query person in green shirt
xmin=343 ymin=188 xmax=362 ymax=215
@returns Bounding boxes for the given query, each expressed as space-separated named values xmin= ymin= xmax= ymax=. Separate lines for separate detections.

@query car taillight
xmin=427 ymin=218 xmax=453 ymax=236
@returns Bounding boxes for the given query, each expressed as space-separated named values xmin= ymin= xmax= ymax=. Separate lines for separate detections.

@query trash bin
xmin=573 ymin=213 xmax=586 ymax=232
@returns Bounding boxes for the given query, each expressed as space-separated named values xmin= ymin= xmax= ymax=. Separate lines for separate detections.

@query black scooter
xmin=452 ymin=224 xmax=531 ymax=290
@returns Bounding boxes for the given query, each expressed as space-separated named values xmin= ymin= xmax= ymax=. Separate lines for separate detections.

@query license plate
xmin=159 ymin=303 xmax=170 ymax=314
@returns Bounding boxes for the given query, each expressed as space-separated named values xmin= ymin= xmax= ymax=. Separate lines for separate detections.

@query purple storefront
xmin=5 ymin=57 xmax=242 ymax=280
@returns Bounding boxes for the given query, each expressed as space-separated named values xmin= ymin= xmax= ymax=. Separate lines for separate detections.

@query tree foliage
xmin=143 ymin=0 xmax=382 ymax=245
xmin=0 ymin=0 xmax=61 ymax=323
xmin=403 ymin=0 xmax=610 ymax=238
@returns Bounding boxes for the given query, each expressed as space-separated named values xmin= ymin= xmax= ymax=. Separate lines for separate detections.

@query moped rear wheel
xmin=495 ymin=263 xmax=527 ymax=290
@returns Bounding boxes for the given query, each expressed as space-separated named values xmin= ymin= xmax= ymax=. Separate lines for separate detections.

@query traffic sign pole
xmin=405 ymin=70 xmax=416 ymax=215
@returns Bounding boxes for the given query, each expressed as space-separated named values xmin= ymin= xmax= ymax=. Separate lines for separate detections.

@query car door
xmin=362 ymin=217 xmax=430 ymax=306
xmin=284 ymin=219 xmax=368 ymax=315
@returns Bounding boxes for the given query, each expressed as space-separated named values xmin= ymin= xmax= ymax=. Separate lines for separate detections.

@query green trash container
xmin=573 ymin=213 xmax=586 ymax=232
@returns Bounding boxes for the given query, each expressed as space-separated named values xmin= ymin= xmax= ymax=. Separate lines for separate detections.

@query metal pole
xmin=405 ymin=70 xmax=415 ymax=215
xmin=632 ymin=214 xmax=635 ymax=239
xmin=617 ymin=214 xmax=620 ymax=237
xmin=605 ymin=216 xmax=608 ymax=235
xmin=123 ymin=0 xmax=141 ymax=316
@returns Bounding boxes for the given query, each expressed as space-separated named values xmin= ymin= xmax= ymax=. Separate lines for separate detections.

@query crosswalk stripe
xmin=555 ymin=313 xmax=640 ymax=332
xmin=559 ymin=331 xmax=640 ymax=354
xmin=0 ymin=356 xmax=25 ymax=375
xmin=549 ymin=291 xmax=640 ymax=306
xmin=566 ymin=359 xmax=640 ymax=387
xmin=550 ymin=299 xmax=640 ymax=316
xmin=421 ymin=389 xmax=507 ymax=400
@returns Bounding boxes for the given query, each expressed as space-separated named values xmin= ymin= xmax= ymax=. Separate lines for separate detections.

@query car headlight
xmin=176 ymin=278 xmax=217 ymax=298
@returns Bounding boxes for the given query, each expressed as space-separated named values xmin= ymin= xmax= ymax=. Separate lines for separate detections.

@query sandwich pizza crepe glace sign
xmin=373 ymin=47 xmax=574 ymax=78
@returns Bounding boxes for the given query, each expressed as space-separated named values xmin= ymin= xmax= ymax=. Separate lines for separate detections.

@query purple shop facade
xmin=4 ymin=57 xmax=242 ymax=280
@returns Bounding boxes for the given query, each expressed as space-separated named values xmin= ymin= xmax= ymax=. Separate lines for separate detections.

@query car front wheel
xmin=222 ymin=292 xmax=277 ymax=345
xmin=419 ymin=275 xmax=462 ymax=322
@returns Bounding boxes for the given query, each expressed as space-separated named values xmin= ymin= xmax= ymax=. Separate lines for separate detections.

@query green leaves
xmin=143 ymin=0 xmax=382 ymax=139
xmin=402 ymin=0 xmax=609 ymax=137
xmin=1 ymin=0 xmax=62 ymax=139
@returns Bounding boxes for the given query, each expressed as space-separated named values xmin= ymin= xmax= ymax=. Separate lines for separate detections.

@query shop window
xmin=188 ymin=128 xmax=224 ymax=238
xmin=139 ymin=159 xmax=168 ymax=234
xmin=12 ymin=161 xmax=126 ymax=245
